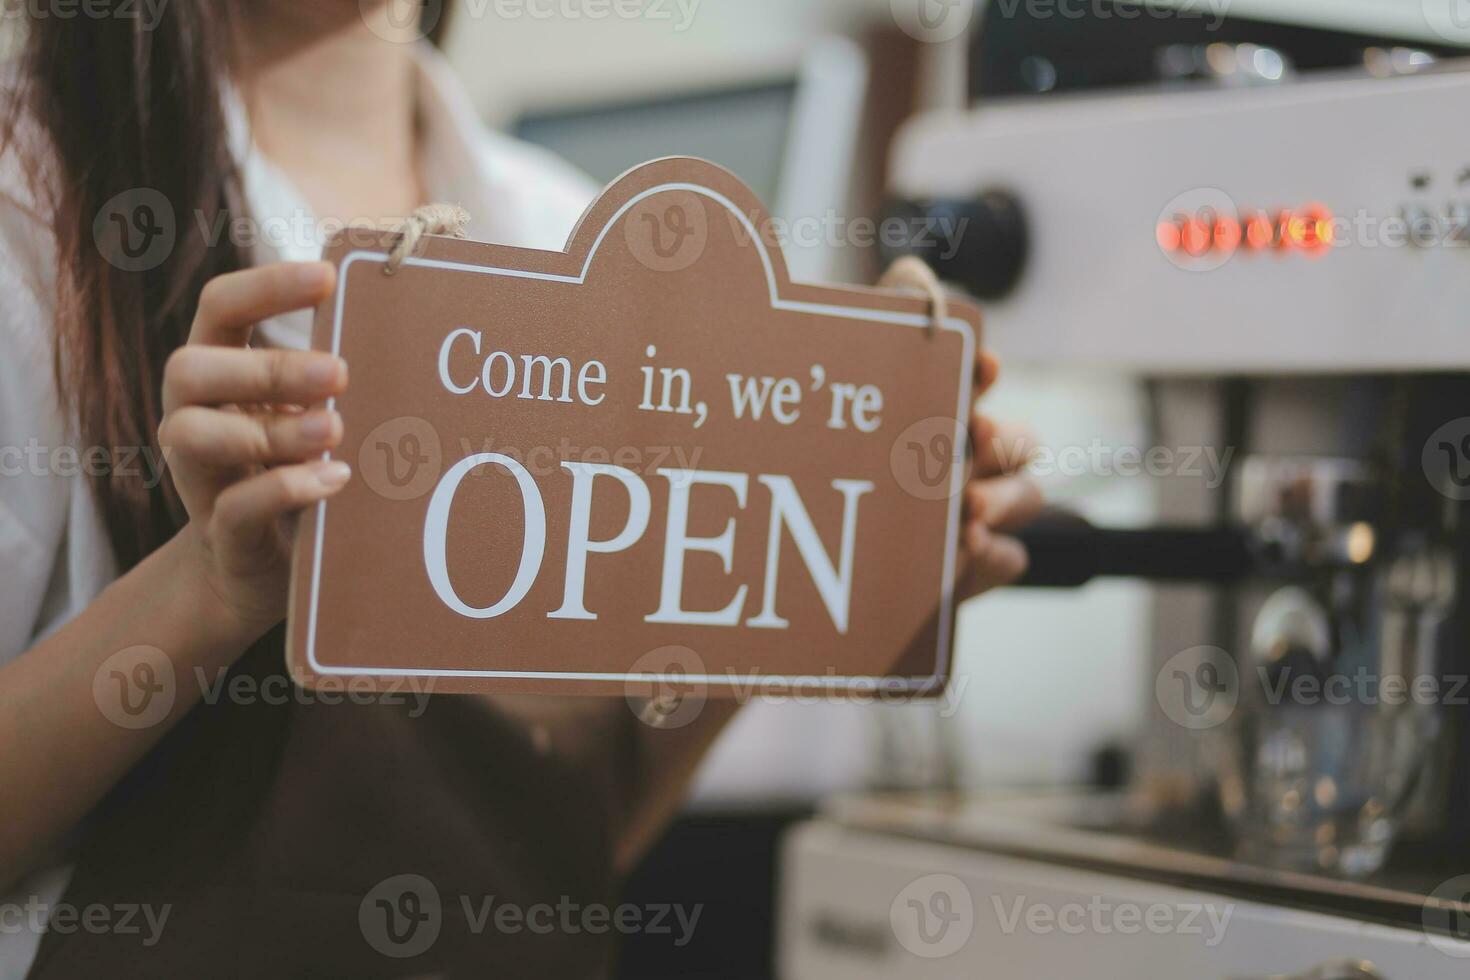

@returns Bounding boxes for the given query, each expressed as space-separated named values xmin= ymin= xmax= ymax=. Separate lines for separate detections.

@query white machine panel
xmin=779 ymin=821 xmax=1470 ymax=979
xmin=891 ymin=66 xmax=1470 ymax=373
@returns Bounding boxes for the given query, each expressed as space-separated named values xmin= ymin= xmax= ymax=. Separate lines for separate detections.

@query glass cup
xmin=1216 ymin=696 xmax=1440 ymax=876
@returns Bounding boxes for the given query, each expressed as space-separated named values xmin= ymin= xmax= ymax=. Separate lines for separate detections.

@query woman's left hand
xmin=960 ymin=350 xmax=1043 ymax=597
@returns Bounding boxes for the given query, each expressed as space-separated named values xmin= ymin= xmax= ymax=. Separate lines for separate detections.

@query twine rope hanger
xmin=384 ymin=202 xmax=471 ymax=274
xmin=877 ymin=254 xmax=948 ymax=334
xmin=383 ymin=206 xmax=947 ymax=726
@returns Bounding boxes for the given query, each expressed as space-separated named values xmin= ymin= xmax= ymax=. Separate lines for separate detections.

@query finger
xmin=957 ymin=523 xmax=1029 ymax=600
xmin=159 ymin=406 xmax=343 ymax=468
xmin=972 ymin=418 xmax=1035 ymax=477
xmin=188 ymin=262 xmax=336 ymax=347
xmin=163 ymin=346 xmax=347 ymax=412
xmin=211 ymin=459 xmax=352 ymax=544
xmin=973 ymin=349 xmax=999 ymax=397
xmin=965 ymin=475 xmax=1044 ymax=532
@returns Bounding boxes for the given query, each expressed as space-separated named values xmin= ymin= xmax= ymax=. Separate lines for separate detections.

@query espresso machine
xmin=780 ymin=3 xmax=1470 ymax=976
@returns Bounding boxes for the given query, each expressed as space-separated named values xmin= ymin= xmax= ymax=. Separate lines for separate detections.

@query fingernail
xmin=305 ymin=357 xmax=344 ymax=387
xmin=315 ymin=460 xmax=351 ymax=488
xmin=300 ymin=412 xmax=336 ymax=441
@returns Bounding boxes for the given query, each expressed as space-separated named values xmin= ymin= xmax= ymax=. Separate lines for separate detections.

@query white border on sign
xmin=305 ymin=181 xmax=974 ymax=692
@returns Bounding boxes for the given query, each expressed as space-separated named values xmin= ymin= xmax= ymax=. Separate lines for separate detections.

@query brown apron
xmin=28 ymin=628 xmax=632 ymax=978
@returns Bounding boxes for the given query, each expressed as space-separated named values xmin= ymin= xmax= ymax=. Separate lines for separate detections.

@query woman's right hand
xmin=158 ymin=261 xmax=349 ymax=637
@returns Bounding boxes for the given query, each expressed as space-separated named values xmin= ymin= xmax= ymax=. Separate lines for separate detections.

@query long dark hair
xmin=6 ymin=5 xmax=245 ymax=569
xmin=3 ymin=2 xmax=450 ymax=571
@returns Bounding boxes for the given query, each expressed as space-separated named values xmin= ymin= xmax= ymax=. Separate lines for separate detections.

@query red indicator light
xmin=1213 ymin=214 xmax=1241 ymax=253
xmin=1244 ymin=212 xmax=1273 ymax=251
xmin=1180 ymin=216 xmax=1211 ymax=256
xmin=1289 ymin=203 xmax=1333 ymax=257
xmin=1274 ymin=209 xmax=1296 ymax=251
xmin=1285 ymin=215 xmax=1306 ymax=247
xmin=1156 ymin=220 xmax=1182 ymax=253
xmin=1159 ymin=202 xmax=1331 ymax=262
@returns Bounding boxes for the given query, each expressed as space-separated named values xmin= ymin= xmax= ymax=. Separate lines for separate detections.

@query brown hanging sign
xmin=286 ymin=157 xmax=978 ymax=698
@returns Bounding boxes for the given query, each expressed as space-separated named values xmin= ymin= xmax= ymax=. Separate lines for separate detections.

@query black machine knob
xmin=883 ymin=189 xmax=1029 ymax=300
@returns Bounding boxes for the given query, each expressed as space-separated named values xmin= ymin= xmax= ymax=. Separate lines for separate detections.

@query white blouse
xmin=0 ymin=46 xmax=595 ymax=977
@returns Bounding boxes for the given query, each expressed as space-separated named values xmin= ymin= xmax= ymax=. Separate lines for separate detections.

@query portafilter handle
xmin=1012 ymin=508 xmax=1259 ymax=587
